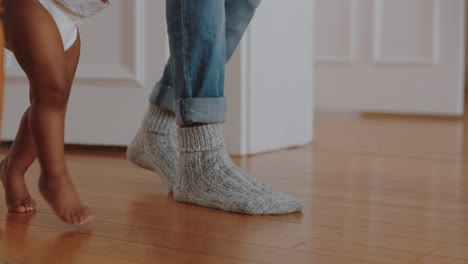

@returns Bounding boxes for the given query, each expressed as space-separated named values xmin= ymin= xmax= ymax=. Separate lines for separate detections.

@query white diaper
xmin=39 ymin=0 xmax=85 ymax=50
xmin=55 ymin=0 xmax=109 ymax=17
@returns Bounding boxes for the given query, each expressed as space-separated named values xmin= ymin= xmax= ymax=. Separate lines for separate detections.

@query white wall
xmin=465 ymin=1 xmax=468 ymax=90
xmin=225 ymin=0 xmax=315 ymax=155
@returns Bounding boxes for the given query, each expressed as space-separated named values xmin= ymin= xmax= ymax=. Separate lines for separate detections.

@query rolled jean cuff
xmin=149 ymin=82 xmax=176 ymax=112
xmin=173 ymin=97 xmax=226 ymax=126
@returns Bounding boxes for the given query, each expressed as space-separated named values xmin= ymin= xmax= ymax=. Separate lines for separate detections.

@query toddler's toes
xmin=60 ymin=210 xmax=75 ymax=225
xmin=8 ymin=200 xmax=27 ymax=213
xmin=71 ymin=212 xmax=80 ymax=225
xmin=77 ymin=207 xmax=94 ymax=225
xmin=20 ymin=198 xmax=37 ymax=212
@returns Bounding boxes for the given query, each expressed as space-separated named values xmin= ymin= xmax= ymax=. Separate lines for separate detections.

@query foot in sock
xmin=174 ymin=124 xmax=303 ymax=215
xmin=127 ymin=104 xmax=179 ymax=191
xmin=0 ymin=159 xmax=36 ymax=213
xmin=39 ymin=173 xmax=94 ymax=225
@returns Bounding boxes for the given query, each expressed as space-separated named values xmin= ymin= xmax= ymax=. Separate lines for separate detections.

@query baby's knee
xmin=33 ymin=78 xmax=71 ymax=107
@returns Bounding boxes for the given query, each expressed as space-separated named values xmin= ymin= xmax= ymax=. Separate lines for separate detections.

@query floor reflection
xmin=37 ymin=230 xmax=91 ymax=264
xmin=2 ymin=212 xmax=93 ymax=264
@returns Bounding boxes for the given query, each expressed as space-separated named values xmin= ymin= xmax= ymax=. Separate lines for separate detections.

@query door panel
xmin=315 ymin=0 xmax=465 ymax=115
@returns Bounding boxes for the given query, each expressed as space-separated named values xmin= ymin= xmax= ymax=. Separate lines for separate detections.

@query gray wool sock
xmin=127 ymin=104 xmax=179 ymax=191
xmin=174 ymin=124 xmax=303 ymax=215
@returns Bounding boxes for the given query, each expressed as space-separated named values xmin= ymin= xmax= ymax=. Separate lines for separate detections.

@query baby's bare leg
xmin=0 ymin=37 xmax=81 ymax=213
xmin=3 ymin=0 xmax=92 ymax=225
xmin=0 ymin=107 xmax=37 ymax=213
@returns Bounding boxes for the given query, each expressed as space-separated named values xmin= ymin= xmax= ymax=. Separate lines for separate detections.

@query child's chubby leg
xmin=3 ymin=0 xmax=93 ymax=225
xmin=0 ymin=107 xmax=37 ymax=213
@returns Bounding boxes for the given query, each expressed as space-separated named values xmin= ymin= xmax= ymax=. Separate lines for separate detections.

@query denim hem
xmin=173 ymin=97 xmax=226 ymax=126
xmin=149 ymin=82 xmax=176 ymax=112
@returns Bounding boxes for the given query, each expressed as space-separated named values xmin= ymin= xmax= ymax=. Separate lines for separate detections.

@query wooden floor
xmin=1 ymin=112 xmax=468 ymax=264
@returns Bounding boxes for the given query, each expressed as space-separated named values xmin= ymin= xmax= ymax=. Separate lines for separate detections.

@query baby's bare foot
xmin=39 ymin=174 xmax=94 ymax=225
xmin=0 ymin=159 xmax=36 ymax=213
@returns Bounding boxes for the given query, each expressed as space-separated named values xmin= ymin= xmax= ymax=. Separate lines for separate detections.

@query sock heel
xmin=127 ymin=129 xmax=154 ymax=171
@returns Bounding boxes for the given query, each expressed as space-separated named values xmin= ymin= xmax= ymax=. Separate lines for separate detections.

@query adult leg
xmin=167 ymin=0 xmax=302 ymax=214
xmin=3 ymin=0 xmax=92 ymax=224
xmin=152 ymin=0 xmax=263 ymax=110
xmin=128 ymin=0 xmax=263 ymax=191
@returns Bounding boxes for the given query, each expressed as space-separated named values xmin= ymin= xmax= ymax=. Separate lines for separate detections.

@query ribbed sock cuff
xmin=145 ymin=104 xmax=175 ymax=134
xmin=177 ymin=124 xmax=225 ymax=152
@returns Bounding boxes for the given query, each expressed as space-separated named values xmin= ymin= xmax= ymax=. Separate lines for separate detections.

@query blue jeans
xmin=150 ymin=0 xmax=261 ymax=125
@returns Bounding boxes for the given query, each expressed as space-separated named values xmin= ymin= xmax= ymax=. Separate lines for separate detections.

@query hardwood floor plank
xmin=0 ymin=211 xmax=429 ymax=264
xmin=0 ymin=238 xmax=139 ymax=264
xmin=1 ymin=220 xmax=257 ymax=264
xmin=1 ymin=220 xmax=364 ymax=264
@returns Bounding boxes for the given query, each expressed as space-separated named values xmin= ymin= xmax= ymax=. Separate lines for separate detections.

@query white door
xmin=3 ymin=0 xmax=167 ymax=145
xmin=314 ymin=0 xmax=465 ymax=115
